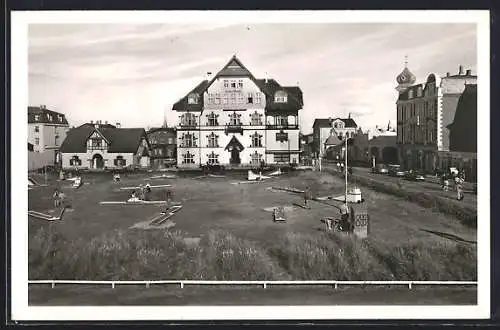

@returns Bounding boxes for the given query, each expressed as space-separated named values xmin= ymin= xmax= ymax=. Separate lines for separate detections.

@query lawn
xmin=28 ymin=169 xmax=477 ymax=282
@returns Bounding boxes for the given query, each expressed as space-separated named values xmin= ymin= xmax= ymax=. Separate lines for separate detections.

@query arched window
xmin=251 ymin=132 xmax=263 ymax=147
xmin=274 ymin=90 xmax=288 ymax=103
xmin=207 ymin=132 xmax=219 ymax=148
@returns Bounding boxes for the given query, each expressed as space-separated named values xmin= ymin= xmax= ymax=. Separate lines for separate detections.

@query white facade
xmin=330 ymin=118 xmax=357 ymax=139
xmin=174 ymin=58 xmax=302 ymax=168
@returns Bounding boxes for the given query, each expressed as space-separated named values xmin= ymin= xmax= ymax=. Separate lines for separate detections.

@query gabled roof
xmin=314 ymin=118 xmax=357 ymax=129
xmin=324 ymin=134 xmax=342 ymax=146
xmin=224 ymin=135 xmax=244 ymax=152
xmin=172 ymin=80 xmax=210 ymax=112
xmin=28 ymin=106 xmax=69 ymax=125
xmin=217 ymin=56 xmax=254 ymax=77
xmin=172 ymin=56 xmax=303 ymax=113
xmin=60 ymin=123 xmax=148 ymax=154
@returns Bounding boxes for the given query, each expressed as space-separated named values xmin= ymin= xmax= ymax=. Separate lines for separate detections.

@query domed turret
xmin=396 ymin=56 xmax=416 ymax=93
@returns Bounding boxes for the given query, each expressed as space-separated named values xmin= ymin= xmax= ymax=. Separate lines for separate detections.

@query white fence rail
xmin=28 ymin=280 xmax=477 ymax=290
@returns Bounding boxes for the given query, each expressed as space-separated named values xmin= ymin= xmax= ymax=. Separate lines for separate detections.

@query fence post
xmin=334 ymin=283 xmax=338 ymax=289
xmin=180 ymin=282 xmax=184 ymax=289
xmin=146 ymin=282 xmax=150 ymax=288
xmin=51 ymin=282 xmax=55 ymax=289
xmin=408 ymin=282 xmax=412 ymax=290
xmin=263 ymin=283 xmax=267 ymax=289
xmin=112 ymin=282 xmax=115 ymax=289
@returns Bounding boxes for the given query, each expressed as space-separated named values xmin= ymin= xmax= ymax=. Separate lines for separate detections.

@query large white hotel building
xmin=172 ymin=56 xmax=303 ymax=168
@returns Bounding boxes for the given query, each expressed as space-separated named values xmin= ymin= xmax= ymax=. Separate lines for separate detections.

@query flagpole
xmin=345 ymin=136 xmax=348 ymax=206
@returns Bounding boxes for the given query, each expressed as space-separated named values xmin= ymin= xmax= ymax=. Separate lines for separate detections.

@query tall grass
xmin=29 ymin=226 xmax=476 ymax=281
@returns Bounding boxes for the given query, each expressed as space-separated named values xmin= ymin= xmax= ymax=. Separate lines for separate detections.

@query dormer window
xmin=46 ymin=114 xmax=53 ymax=121
xmin=34 ymin=115 xmax=40 ymax=121
xmin=255 ymin=92 xmax=262 ymax=104
xmin=238 ymin=80 xmax=243 ymax=88
xmin=274 ymin=91 xmax=288 ymax=103
xmin=408 ymin=89 xmax=414 ymax=99
xmin=188 ymin=93 xmax=199 ymax=104
xmin=58 ymin=115 xmax=63 ymax=122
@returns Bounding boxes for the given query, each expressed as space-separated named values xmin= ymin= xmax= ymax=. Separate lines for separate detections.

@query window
xmin=250 ymin=111 xmax=262 ymax=126
xmin=222 ymin=95 xmax=228 ymax=104
xmin=58 ymin=115 xmax=63 ymax=122
xmin=207 ymin=112 xmax=219 ymax=126
xmin=167 ymin=137 xmax=174 ymax=144
xmin=208 ymin=93 xmax=215 ymax=104
xmin=255 ymin=92 xmax=262 ymax=104
xmin=47 ymin=114 xmax=53 ymax=121
xmin=70 ymin=156 xmax=82 ymax=166
xmin=55 ymin=135 xmax=59 ymax=145
xmin=182 ymin=151 xmax=195 ymax=164
xmin=251 ymin=132 xmax=263 ymax=147
xmin=230 ymin=93 xmax=237 ymax=104
xmin=207 ymin=151 xmax=219 ymax=165
xmin=181 ymin=133 xmax=197 ymax=147
xmin=274 ymin=153 xmax=290 ymax=163
xmin=214 ymin=93 xmax=221 ymax=104
xmin=114 ymin=155 xmax=126 ymax=167
xmin=35 ymin=138 xmax=40 ymax=145
xmin=230 ymin=80 xmax=236 ymax=88
xmin=90 ymin=138 xmax=104 ymax=150
xmin=180 ymin=113 xmax=197 ymax=127
xmin=34 ymin=126 xmax=39 ymax=133
xmin=188 ymin=93 xmax=199 ymax=104
xmin=238 ymin=80 xmax=243 ymax=88
xmin=276 ymin=116 xmax=288 ymax=126
xmin=408 ymin=90 xmax=414 ymax=99
xmin=224 ymin=80 xmax=229 ymax=88
xmin=34 ymin=115 xmax=40 ymax=121
xmin=251 ymin=151 xmax=263 ymax=165
xmin=207 ymin=132 xmax=219 ymax=148
xmin=417 ymin=87 xmax=423 ymax=97
xmin=237 ymin=93 xmax=245 ymax=104
xmin=229 ymin=112 xmax=241 ymax=126
xmin=274 ymin=91 xmax=288 ymax=103
xmin=333 ymin=122 xmax=338 ymax=128
xmin=247 ymin=93 xmax=254 ymax=104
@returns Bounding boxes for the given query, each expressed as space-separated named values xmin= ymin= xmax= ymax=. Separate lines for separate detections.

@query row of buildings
xmin=302 ymin=61 xmax=477 ymax=181
xmin=28 ymin=56 xmax=477 ymax=181
xmin=28 ymin=56 xmax=303 ymax=171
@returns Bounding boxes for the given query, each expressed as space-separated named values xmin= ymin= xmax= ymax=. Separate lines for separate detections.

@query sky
xmin=28 ymin=23 xmax=477 ymax=134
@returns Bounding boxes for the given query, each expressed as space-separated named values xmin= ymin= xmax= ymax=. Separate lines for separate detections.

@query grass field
xmin=28 ymin=170 xmax=477 ymax=285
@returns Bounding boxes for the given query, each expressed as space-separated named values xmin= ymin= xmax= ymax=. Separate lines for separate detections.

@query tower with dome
xmin=395 ymin=56 xmax=416 ymax=94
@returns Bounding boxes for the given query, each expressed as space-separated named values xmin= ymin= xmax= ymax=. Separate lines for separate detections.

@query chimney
xmin=116 ymin=122 xmax=121 ymax=128
xmin=446 ymin=72 xmax=450 ymax=77
xmin=466 ymin=69 xmax=472 ymax=76
xmin=105 ymin=120 xmax=108 ymax=125
xmin=90 ymin=120 xmax=93 ymax=124
xmin=348 ymin=112 xmax=351 ymax=119
xmin=458 ymin=65 xmax=464 ymax=75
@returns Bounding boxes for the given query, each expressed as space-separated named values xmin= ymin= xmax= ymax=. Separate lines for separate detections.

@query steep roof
xmin=171 ymin=80 xmax=210 ymax=112
xmin=28 ymin=106 xmax=69 ymax=125
xmin=60 ymin=123 xmax=147 ymax=153
xmin=324 ymin=134 xmax=342 ymax=146
xmin=172 ymin=56 xmax=303 ymax=113
xmin=314 ymin=118 xmax=357 ymax=129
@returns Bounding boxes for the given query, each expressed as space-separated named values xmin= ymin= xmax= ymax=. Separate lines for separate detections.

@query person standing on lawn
xmin=339 ymin=202 xmax=351 ymax=232
xmin=53 ymin=188 xmax=60 ymax=208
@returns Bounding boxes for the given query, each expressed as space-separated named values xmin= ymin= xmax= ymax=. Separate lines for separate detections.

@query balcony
xmin=178 ymin=122 xmax=198 ymax=130
xmin=225 ymin=124 xmax=243 ymax=135
xmin=266 ymin=124 xmax=299 ymax=130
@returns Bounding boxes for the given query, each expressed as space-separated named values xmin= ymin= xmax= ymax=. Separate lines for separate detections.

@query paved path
xmin=324 ymin=164 xmax=477 ymax=211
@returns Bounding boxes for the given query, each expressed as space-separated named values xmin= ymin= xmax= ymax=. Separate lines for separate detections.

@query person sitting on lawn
xmin=143 ymin=184 xmax=152 ymax=201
